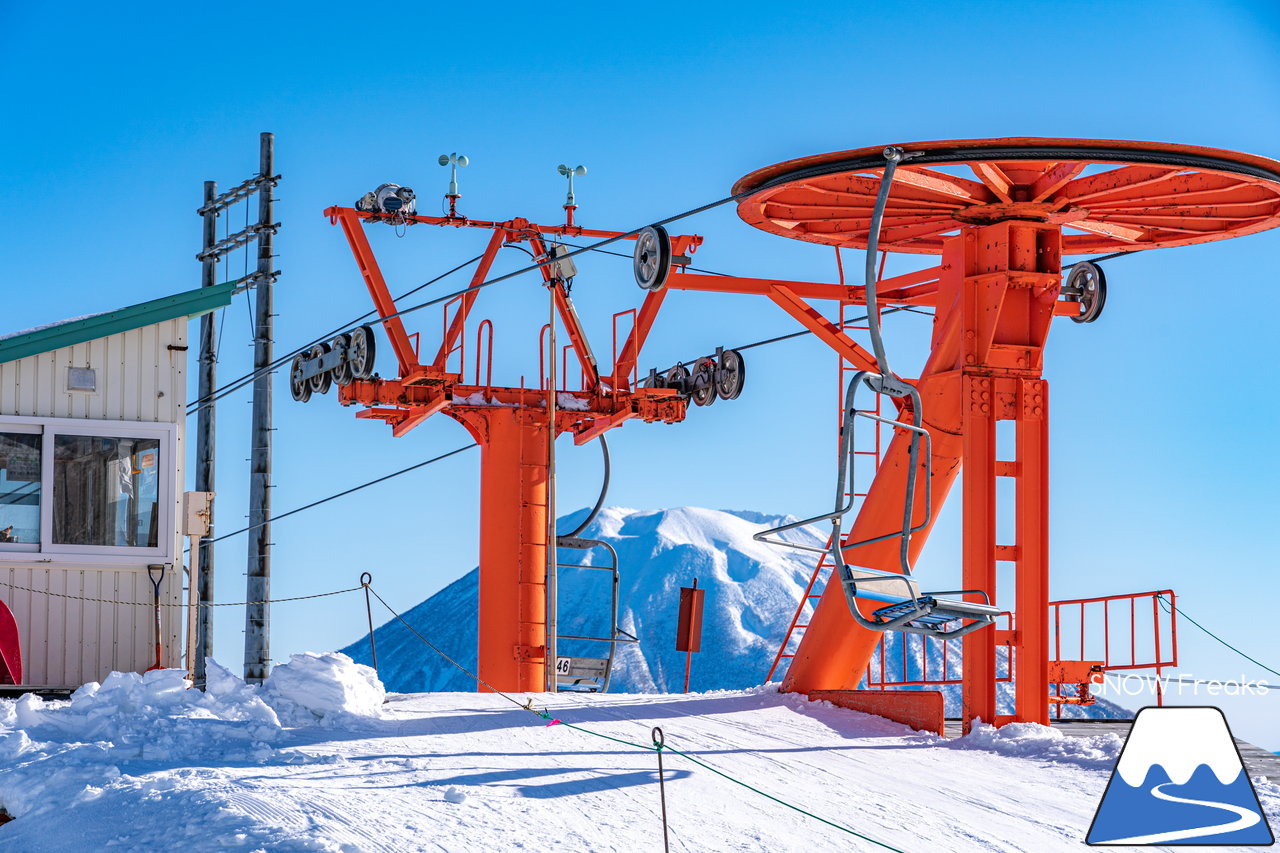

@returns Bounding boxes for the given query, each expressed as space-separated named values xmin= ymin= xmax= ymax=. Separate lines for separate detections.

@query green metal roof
xmin=0 ymin=283 xmax=234 ymax=364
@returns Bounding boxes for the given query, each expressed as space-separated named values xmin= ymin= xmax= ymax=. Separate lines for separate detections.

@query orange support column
xmin=961 ymin=375 xmax=998 ymax=729
xmin=1014 ymin=380 xmax=1050 ymax=725
xmin=456 ymin=407 xmax=550 ymax=693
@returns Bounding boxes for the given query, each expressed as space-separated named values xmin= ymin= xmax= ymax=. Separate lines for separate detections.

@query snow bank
xmin=265 ymin=652 xmax=385 ymax=722
xmin=0 ymin=653 xmax=383 ymax=826
xmin=951 ymin=720 xmax=1124 ymax=771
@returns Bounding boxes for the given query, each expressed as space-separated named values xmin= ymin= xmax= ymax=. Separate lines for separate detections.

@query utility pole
xmin=244 ymin=131 xmax=275 ymax=683
xmin=195 ymin=181 xmax=218 ymax=687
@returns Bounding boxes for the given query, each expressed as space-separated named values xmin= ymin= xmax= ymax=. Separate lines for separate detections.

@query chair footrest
xmin=872 ymin=594 xmax=1000 ymax=627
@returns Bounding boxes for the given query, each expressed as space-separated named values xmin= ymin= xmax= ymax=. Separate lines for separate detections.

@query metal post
xmin=545 ymin=283 xmax=558 ymax=693
xmin=361 ymin=572 xmax=378 ymax=672
xmin=195 ymin=179 xmax=218 ymax=688
xmin=683 ymin=578 xmax=697 ymax=694
xmin=243 ymin=132 xmax=275 ymax=683
xmin=652 ymin=726 xmax=670 ymax=853
xmin=186 ymin=534 xmax=201 ymax=681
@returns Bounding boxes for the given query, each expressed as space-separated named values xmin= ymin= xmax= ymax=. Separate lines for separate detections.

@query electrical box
xmin=183 ymin=491 xmax=214 ymax=538
xmin=549 ymin=244 xmax=578 ymax=281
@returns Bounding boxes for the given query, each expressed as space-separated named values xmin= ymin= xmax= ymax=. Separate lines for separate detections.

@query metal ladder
xmin=765 ymin=302 xmax=883 ymax=683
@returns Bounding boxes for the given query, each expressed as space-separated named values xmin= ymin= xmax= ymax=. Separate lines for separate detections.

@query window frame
xmin=0 ymin=423 xmax=43 ymax=554
xmin=0 ymin=415 xmax=176 ymax=564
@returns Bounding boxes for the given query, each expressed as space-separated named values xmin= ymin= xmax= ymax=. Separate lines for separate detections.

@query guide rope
xmin=1156 ymin=593 xmax=1280 ymax=679
xmin=0 ymin=580 xmax=360 ymax=608
xmin=364 ymin=583 xmax=912 ymax=853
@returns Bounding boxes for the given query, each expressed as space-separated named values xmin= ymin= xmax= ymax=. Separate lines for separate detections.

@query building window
xmin=53 ymin=435 xmax=161 ymax=548
xmin=0 ymin=417 xmax=173 ymax=561
xmin=0 ymin=432 xmax=41 ymax=546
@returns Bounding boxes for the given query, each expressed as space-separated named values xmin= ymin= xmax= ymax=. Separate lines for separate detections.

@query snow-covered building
xmin=0 ymin=284 xmax=231 ymax=689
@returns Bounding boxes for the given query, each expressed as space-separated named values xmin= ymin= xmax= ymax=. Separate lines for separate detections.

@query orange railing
xmin=859 ymin=589 xmax=1177 ymax=709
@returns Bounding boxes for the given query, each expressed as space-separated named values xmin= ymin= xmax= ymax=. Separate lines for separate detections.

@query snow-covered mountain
xmin=341 ymin=506 xmax=1129 ymax=719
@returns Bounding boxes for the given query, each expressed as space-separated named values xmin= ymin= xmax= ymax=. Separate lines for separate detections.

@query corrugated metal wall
xmin=0 ymin=318 xmax=186 ymax=687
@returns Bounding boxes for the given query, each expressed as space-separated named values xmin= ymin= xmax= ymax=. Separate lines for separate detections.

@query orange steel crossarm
xmin=667 ymin=271 xmax=858 ymax=302
xmin=335 ymin=207 xmax=704 ymax=257
xmin=432 ymin=229 xmax=504 ymax=372
xmin=525 ymin=233 xmax=601 ymax=391
xmin=330 ymin=207 xmax=421 ymax=376
xmin=666 ymin=266 xmax=944 ymax=307
xmin=610 ymin=286 xmax=668 ymax=392
xmin=766 ymin=285 xmax=882 ymax=375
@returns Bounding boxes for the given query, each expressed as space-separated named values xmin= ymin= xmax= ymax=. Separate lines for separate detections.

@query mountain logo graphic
xmin=1087 ymin=706 xmax=1275 ymax=846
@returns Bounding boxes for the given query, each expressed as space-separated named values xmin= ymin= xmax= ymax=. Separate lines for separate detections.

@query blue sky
xmin=2 ymin=2 xmax=1279 ymax=746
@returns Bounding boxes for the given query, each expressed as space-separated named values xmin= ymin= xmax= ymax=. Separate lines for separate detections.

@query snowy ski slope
xmin=1 ymin=656 xmax=1276 ymax=852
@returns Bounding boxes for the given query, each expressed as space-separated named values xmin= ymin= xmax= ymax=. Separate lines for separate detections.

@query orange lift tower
xmin=656 ymin=138 xmax=1280 ymax=729
xmin=295 ymin=173 xmax=706 ymax=694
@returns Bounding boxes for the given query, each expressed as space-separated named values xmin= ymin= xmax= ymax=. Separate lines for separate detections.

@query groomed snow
xmin=2 ymin=656 xmax=1276 ymax=852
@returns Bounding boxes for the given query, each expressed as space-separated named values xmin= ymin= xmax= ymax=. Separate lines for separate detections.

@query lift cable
xmin=363 ymin=583 xmax=912 ymax=853
xmin=186 ymin=191 xmax=754 ymax=417
xmin=187 ymin=444 xmax=478 ymax=550
xmin=188 ymin=170 xmax=1138 ymax=421
xmin=1156 ymin=593 xmax=1280 ymax=680
xmin=186 ymin=251 xmax=489 ymax=414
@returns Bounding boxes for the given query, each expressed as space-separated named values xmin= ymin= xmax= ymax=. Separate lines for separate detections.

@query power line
xmin=194 ymin=444 xmax=477 ymax=548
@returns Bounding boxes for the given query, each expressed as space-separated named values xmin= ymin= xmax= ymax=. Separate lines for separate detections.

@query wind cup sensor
xmin=557 ymin=163 xmax=587 ymax=226
xmin=439 ymin=152 xmax=469 ymax=217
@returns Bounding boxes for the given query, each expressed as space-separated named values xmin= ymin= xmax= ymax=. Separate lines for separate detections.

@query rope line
xmin=365 ymin=584 xmax=910 ymax=852
xmin=1156 ymin=594 xmax=1280 ymax=679
xmin=0 ymin=580 xmax=360 ymax=608
xmin=197 ymin=444 xmax=478 ymax=547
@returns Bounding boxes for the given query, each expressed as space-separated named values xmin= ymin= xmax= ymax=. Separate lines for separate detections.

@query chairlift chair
xmin=756 ymin=371 xmax=1000 ymax=640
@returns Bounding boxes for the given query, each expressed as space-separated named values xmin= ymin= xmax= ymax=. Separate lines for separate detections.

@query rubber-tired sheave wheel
xmin=690 ymin=358 xmax=718 ymax=407
xmin=308 ymin=344 xmax=332 ymax=395
xmin=348 ymin=325 xmax=377 ymax=379
xmin=1065 ymin=262 xmax=1107 ymax=324
xmin=289 ymin=354 xmax=312 ymax=403
xmin=330 ymin=334 xmax=354 ymax=385
xmin=633 ymin=225 xmax=672 ymax=291
xmin=715 ymin=349 xmax=746 ymax=400
xmin=665 ymin=364 xmax=691 ymax=395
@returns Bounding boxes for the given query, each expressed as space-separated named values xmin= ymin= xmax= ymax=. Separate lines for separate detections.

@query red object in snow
xmin=0 ymin=600 xmax=22 ymax=685
xmin=675 ymin=582 xmax=704 ymax=654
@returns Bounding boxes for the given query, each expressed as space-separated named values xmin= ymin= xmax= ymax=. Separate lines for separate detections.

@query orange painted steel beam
xmin=327 ymin=206 xmax=704 ymax=257
xmin=526 ymin=233 xmax=601 ymax=391
xmin=766 ymin=285 xmax=882 ymax=375
xmin=449 ymin=407 xmax=549 ymax=692
xmin=1015 ymin=392 xmax=1050 ymax=725
xmin=808 ymin=690 xmax=945 ymax=737
xmin=433 ymin=230 xmax=504 ymax=372
xmin=610 ymin=287 xmax=667 ymax=392
xmin=332 ymin=208 xmax=421 ymax=376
